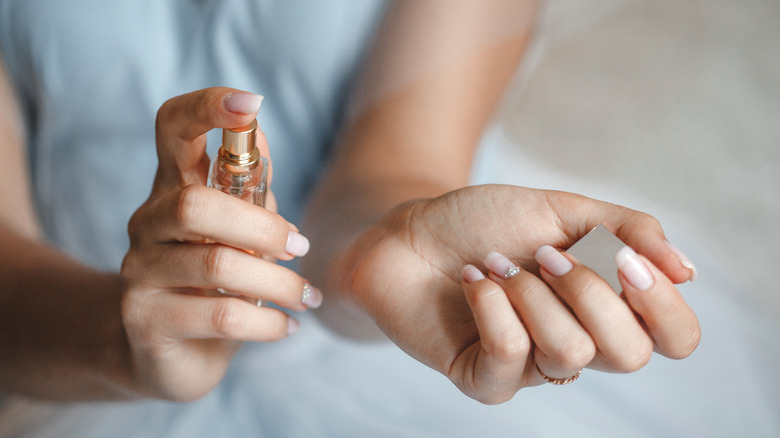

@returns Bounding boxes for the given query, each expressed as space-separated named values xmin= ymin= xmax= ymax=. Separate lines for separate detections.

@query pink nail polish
xmin=535 ymin=245 xmax=573 ymax=277
xmin=286 ymin=231 xmax=310 ymax=257
xmin=224 ymin=92 xmax=264 ymax=114
xmin=287 ymin=317 xmax=300 ymax=335
xmin=302 ymin=284 xmax=323 ymax=309
xmin=484 ymin=251 xmax=521 ymax=279
xmin=666 ymin=241 xmax=698 ymax=282
xmin=461 ymin=264 xmax=486 ymax=283
xmin=614 ymin=246 xmax=654 ymax=291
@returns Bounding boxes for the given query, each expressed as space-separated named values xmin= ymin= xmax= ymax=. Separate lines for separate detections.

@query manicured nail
xmin=461 ymin=264 xmax=486 ymax=283
xmin=285 ymin=231 xmax=310 ymax=257
xmin=614 ymin=246 xmax=655 ymax=291
xmin=301 ymin=284 xmax=323 ymax=309
xmin=287 ymin=317 xmax=300 ymax=335
xmin=666 ymin=241 xmax=698 ymax=282
xmin=484 ymin=251 xmax=521 ymax=279
xmin=225 ymin=92 xmax=264 ymax=114
xmin=535 ymin=245 xmax=573 ymax=277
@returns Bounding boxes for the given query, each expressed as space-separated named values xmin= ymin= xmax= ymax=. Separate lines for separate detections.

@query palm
xmin=350 ymin=185 xmax=619 ymax=376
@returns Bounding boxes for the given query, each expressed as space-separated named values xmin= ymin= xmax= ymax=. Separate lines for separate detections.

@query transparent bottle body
xmin=207 ymin=156 xmax=268 ymax=207
xmin=207 ymin=155 xmax=268 ymax=304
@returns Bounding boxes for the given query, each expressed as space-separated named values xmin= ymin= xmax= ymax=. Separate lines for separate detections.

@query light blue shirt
xmin=0 ymin=0 xmax=385 ymax=269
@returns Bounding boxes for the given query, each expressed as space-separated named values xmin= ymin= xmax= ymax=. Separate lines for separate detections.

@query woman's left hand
xmin=340 ymin=184 xmax=700 ymax=404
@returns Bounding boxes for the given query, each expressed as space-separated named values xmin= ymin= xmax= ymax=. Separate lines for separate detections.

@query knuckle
xmin=253 ymin=212 xmax=285 ymax=247
xmin=549 ymin=339 xmax=596 ymax=370
xmin=202 ymin=245 xmax=234 ymax=282
xmin=469 ymin=281 xmax=503 ymax=302
xmin=454 ymin=371 xmax=517 ymax=406
xmin=126 ymin=209 xmax=145 ymax=243
xmin=155 ymin=99 xmax=172 ymax=130
xmin=640 ymin=213 xmax=663 ymax=231
xmin=485 ymin=331 xmax=531 ymax=362
xmin=613 ymin=339 xmax=654 ymax=372
xmin=211 ymin=299 xmax=245 ymax=338
xmin=120 ymin=248 xmax=155 ymax=287
xmin=515 ymin=278 xmax=549 ymax=300
xmin=566 ymin=274 xmax=603 ymax=303
xmin=120 ymin=288 xmax=151 ymax=338
xmin=155 ymin=96 xmax=181 ymax=135
xmin=176 ymin=185 xmax=209 ymax=232
xmin=193 ymin=88 xmax=212 ymax=114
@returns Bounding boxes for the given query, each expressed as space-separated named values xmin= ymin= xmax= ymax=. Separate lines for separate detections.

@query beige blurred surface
xmin=497 ymin=0 xmax=780 ymax=318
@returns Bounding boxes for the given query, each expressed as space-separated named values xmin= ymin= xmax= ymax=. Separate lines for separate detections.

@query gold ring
xmin=535 ymin=363 xmax=582 ymax=385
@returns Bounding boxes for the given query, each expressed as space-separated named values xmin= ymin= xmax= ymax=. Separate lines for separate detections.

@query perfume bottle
xmin=208 ymin=119 xmax=268 ymax=208
xmin=208 ymin=119 xmax=268 ymax=305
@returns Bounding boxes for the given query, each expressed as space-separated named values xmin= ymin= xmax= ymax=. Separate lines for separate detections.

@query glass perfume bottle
xmin=208 ymin=119 xmax=268 ymax=305
xmin=208 ymin=119 xmax=268 ymax=208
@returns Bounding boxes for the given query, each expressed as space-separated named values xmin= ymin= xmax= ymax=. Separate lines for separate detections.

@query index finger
xmin=544 ymin=191 xmax=697 ymax=284
xmin=154 ymin=87 xmax=271 ymax=189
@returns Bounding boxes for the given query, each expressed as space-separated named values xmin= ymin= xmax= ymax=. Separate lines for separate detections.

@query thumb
xmin=546 ymin=190 xmax=696 ymax=284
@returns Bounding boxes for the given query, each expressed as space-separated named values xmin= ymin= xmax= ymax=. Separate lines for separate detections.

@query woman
xmin=0 ymin=0 xmax=698 ymax=435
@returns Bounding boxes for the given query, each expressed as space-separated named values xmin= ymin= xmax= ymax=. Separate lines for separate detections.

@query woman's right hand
xmin=119 ymin=88 xmax=321 ymax=401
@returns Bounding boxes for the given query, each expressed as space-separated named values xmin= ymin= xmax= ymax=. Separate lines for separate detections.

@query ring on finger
xmin=535 ymin=363 xmax=582 ymax=385
xmin=216 ymin=287 xmax=262 ymax=307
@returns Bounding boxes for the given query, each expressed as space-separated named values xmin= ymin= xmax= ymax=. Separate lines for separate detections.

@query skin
xmin=0 ymin=0 xmax=699 ymax=404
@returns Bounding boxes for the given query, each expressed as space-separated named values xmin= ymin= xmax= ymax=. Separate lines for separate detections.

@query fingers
xmin=124 ymin=290 xmax=299 ymax=344
xmin=154 ymin=87 xmax=270 ymax=189
xmin=482 ymin=252 xmax=594 ymax=381
xmin=534 ymin=246 xmax=654 ymax=373
xmin=615 ymin=246 xmax=701 ymax=359
xmin=131 ymin=184 xmax=308 ymax=260
xmin=460 ymin=243 xmax=699 ymax=389
xmin=544 ymin=191 xmax=697 ymax=284
xmin=599 ymin=214 xmax=697 ymax=285
xmin=124 ymin=242 xmax=323 ymax=312
xmin=456 ymin=265 xmax=533 ymax=404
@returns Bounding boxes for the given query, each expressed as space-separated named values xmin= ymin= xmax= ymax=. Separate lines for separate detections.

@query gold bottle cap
xmin=220 ymin=119 xmax=259 ymax=167
xmin=223 ymin=119 xmax=257 ymax=156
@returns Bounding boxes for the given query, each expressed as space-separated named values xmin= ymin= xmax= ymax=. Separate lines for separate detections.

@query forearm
xmin=0 ymin=226 xmax=135 ymax=401
xmin=300 ymin=0 xmax=534 ymax=339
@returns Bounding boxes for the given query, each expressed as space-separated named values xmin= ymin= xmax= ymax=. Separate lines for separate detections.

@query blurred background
xmin=487 ymin=0 xmax=779 ymax=433
xmin=499 ymin=0 xmax=779 ymax=319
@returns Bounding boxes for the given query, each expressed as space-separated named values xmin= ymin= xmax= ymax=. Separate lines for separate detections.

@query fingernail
xmin=484 ymin=251 xmax=521 ymax=279
xmin=461 ymin=264 xmax=486 ymax=283
xmin=535 ymin=245 xmax=573 ymax=277
xmin=614 ymin=246 xmax=655 ymax=291
xmin=287 ymin=317 xmax=300 ymax=335
xmin=285 ymin=231 xmax=310 ymax=257
xmin=666 ymin=241 xmax=698 ymax=282
xmin=225 ymin=92 xmax=264 ymax=114
xmin=301 ymin=284 xmax=323 ymax=309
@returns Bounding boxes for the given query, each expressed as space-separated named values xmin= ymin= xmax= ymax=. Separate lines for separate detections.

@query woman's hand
xmin=119 ymin=87 xmax=321 ymax=401
xmin=341 ymin=184 xmax=699 ymax=404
